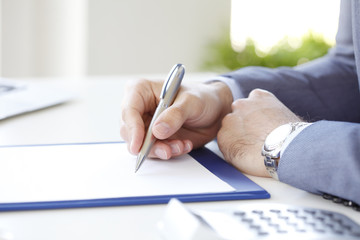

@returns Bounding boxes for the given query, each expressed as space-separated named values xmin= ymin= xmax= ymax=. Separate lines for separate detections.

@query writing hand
xmin=120 ymin=79 xmax=232 ymax=159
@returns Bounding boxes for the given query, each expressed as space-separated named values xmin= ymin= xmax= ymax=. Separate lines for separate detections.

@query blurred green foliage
xmin=201 ymin=31 xmax=332 ymax=72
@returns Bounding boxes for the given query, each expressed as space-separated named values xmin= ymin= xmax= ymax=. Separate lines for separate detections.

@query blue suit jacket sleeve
xmin=219 ymin=0 xmax=360 ymax=204
xmin=279 ymin=121 xmax=360 ymax=204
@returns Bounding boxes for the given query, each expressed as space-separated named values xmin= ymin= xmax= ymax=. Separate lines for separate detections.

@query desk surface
xmin=0 ymin=75 xmax=358 ymax=240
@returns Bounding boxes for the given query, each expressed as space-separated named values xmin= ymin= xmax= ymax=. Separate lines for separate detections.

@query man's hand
xmin=217 ymin=89 xmax=302 ymax=177
xmin=120 ymin=79 xmax=232 ymax=159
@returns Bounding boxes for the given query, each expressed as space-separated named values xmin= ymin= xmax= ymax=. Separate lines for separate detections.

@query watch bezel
xmin=262 ymin=122 xmax=309 ymax=180
xmin=263 ymin=124 xmax=294 ymax=152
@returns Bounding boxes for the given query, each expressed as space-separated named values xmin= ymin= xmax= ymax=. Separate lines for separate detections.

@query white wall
xmin=0 ymin=0 xmax=87 ymax=78
xmin=1 ymin=0 xmax=35 ymax=77
xmin=0 ymin=0 xmax=230 ymax=78
xmin=87 ymin=0 xmax=231 ymax=75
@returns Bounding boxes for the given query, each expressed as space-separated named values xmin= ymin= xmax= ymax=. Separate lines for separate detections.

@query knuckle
xmin=249 ymin=88 xmax=272 ymax=98
xmin=231 ymin=99 xmax=248 ymax=111
xmin=221 ymin=112 xmax=233 ymax=125
xmin=129 ymin=121 xmax=143 ymax=132
xmin=125 ymin=79 xmax=152 ymax=94
xmin=163 ymin=106 xmax=186 ymax=128
xmin=119 ymin=125 xmax=128 ymax=140
xmin=170 ymin=106 xmax=185 ymax=119
xmin=121 ymin=107 xmax=136 ymax=122
xmin=121 ymin=108 xmax=128 ymax=121
xmin=130 ymin=79 xmax=149 ymax=91
xmin=134 ymin=78 xmax=150 ymax=86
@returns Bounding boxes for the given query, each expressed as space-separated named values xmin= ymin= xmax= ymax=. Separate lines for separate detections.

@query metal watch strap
xmin=264 ymin=156 xmax=280 ymax=180
xmin=263 ymin=122 xmax=309 ymax=180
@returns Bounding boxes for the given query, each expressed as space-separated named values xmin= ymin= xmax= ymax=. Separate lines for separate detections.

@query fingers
xmin=120 ymin=79 xmax=196 ymax=159
xmin=147 ymin=139 xmax=193 ymax=160
xmin=152 ymin=82 xmax=228 ymax=138
xmin=121 ymin=80 xmax=226 ymax=160
xmin=147 ymin=97 xmax=196 ymax=159
xmin=231 ymin=89 xmax=277 ymax=114
xmin=152 ymin=104 xmax=190 ymax=140
xmin=152 ymin=88 xmax=207 ymax=139
xmin=120 ymin=107 xmax=145 ymax=154
xmin=247 ymin=88 xmax=273 ymax=99
xmin=120 ymin=79 xmax=160 ymax=154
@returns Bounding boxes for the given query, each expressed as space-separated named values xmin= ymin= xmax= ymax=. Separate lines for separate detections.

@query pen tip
xmin=134 ymin=154 xmax=144 ymax=173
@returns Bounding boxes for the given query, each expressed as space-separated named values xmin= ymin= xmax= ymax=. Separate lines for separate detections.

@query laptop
xmin=0 ymin=78 xmax=73 ymax=120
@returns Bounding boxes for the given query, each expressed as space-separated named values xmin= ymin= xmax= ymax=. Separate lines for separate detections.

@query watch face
xmin=265 ymin=124 xmax=293 ymax=151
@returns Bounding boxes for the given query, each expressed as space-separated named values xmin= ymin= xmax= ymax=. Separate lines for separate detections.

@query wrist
xmin=208 ymin=81 xmax=233 ymax=118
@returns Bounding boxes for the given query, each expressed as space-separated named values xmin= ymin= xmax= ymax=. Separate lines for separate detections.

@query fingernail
xmin=184 ymin=142 xmax=191 ymax=153
xmin=155 ymin=148 xmax=168 ymax=159
xmin=130 ymin=138 xmax=138 ymax=155
xmin=170 ymin=143 xmax=181 ymax=154
xmin=154 ymin=122 xmax=170 ymax=136
xmin=129 ymin=138 xmax=134 ymax=153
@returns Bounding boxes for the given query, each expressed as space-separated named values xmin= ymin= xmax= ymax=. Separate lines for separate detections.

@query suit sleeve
xmin=218 ymin=0 xmax=360 ymax=204
xmin=279 ymin=121 xmax=360 ymax=205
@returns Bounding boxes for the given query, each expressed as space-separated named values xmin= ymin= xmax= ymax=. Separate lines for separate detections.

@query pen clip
xmin=160 ymin=64 xmax=185 ymax=99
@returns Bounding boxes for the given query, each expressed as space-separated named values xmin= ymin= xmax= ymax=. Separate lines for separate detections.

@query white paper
xmin=0 ymin=143 xmax=234 ymax=203
xmin=0 ymin=79 xmax=73 ymax=120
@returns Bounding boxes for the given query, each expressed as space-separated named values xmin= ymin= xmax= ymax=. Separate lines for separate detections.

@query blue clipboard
xmin=0 ymin=142 xmax=270 ymax=212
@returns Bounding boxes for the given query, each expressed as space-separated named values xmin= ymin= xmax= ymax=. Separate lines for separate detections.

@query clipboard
xmin=0 ymin=142 xmax=270 ymax=212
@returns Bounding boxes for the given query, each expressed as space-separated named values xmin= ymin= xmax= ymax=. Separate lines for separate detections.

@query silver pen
xmin=135 ymin=64 xmax=185 ymax=173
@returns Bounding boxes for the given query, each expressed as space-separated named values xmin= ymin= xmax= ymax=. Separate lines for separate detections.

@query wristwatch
xmin=262 ymin=122 xmax=309 ymax=180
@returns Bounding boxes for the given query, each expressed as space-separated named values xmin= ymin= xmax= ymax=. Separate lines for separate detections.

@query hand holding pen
xmin=119 ymin=64 xmax=233 ymax=171
xmin=135 ymin=64 xmax=186 ymax=172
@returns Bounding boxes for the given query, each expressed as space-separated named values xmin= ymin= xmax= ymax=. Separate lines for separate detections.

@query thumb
xmin=152 ymin=105 xmax=189 ymax=140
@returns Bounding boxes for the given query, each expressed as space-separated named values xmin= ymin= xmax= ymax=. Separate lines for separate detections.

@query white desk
xmin=0 ymin=76 xmax=358 ymax=240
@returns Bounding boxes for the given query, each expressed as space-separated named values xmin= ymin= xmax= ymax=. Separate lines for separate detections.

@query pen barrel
xmin=139 ymin=99 xmax=168 ymax=157
xmin=136 ymin=64 xmax=184 ymax=172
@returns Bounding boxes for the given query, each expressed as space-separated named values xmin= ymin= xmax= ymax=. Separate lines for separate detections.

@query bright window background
xmin=231 ymin=0 xmax=340 ymax=53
